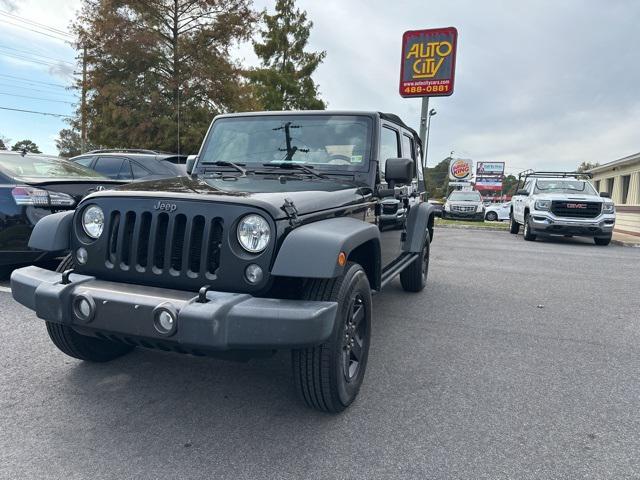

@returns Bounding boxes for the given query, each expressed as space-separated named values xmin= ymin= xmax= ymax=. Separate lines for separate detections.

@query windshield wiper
xmin=261 ymin=162 xmax=328 ymax=179
xmin=201 ymin=160 xmax=247 ymax=176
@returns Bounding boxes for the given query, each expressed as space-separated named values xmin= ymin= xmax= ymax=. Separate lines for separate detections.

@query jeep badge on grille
xmin=154 ymin=201 xmax=177 ymax=212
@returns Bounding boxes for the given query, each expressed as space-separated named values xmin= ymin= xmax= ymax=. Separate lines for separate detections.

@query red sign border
xmin=399 ymin=26 xmax=458 ymax=98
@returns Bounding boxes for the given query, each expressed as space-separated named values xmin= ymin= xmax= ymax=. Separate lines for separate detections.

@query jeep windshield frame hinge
xmin=282 ymin=197 xmax=301 ymax=226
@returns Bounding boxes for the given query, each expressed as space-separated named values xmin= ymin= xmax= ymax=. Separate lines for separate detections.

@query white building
xmin=589 ymin=152 xmax=640 ymax=237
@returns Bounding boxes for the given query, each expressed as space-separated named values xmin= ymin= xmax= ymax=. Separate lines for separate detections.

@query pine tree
xmin=72 ymin=0 xmax=259 ymax=154
xmin=248 ymin=0 xmax=326 ymax=110
xmin=11 ymin=139 xmax=41 ymax=154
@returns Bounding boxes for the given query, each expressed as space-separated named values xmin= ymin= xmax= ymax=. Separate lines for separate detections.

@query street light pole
xmin=424 ymin=108 xmax=437 ymax=168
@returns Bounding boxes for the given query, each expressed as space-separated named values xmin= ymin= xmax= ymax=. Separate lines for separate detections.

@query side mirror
xmin=600 ymin=192 xmax=611 ymax=198
xmin=186 ymin=155 xmax=197 ymax=175
xmin=384 ymin=158 xmax=414 ymax=188
xmin=515 ymin=189 xmax=529 ymax=196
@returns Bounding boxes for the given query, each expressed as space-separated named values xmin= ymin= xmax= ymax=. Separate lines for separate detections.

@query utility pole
xmin=81 ymin=45 xmax=87 ymax=153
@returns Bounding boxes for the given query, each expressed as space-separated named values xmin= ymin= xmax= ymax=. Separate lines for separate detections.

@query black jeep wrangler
xmin=11 ymin=111 xmax=436 ymax=413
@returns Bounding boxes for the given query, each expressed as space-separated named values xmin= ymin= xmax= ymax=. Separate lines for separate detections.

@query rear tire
xmin=400 ymin=232 xmax=430 ymax=292
xmin=594 ymin=235 xmax=612 ymax=246
xmin=45 ymin=255 xmax=134 ymax=362
xmin=292 ymin=262 xmax=372 ymax=413
xmin=509 ymin=213 xmax=520 ymax=234
xmin=523 ymin=214 xmax=536 ymax=241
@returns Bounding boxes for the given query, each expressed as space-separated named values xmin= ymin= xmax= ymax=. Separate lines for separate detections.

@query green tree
xmin=72 ymin=0 xmax=259 ymax=154
xmin=56 ymin=128 xmax=86 ymax=158
xmin=11 ymin=139 xmax=41 ymax=154
xmin=247 ymin=0 xmax=326 ymax=110
xmin=577 ymin=161 xmax=599 ymax=172
xmin=502 ymin=174 xmax=518 ymax=195
xmin=424 ymin=157 xmax=451 ymax=199
xmin=0 ymin=135 xmax=8 ymax=150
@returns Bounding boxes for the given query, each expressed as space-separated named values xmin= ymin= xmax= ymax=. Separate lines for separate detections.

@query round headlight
xmin=237 ymin=214 xmax=270 ymax=253
xmin=82 ymin=205 xmax=104 ymax=239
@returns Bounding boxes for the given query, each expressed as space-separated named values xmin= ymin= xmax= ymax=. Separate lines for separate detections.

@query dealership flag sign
xmin=399 ymin=27 xmax=458 ymax=98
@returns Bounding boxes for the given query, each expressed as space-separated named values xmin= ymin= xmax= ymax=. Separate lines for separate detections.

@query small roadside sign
xmin=399 ymin=27 xmax=458 ymax=98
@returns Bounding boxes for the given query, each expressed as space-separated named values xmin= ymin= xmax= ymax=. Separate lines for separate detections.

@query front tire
xmin=523 ymin=214 xmax=537 ymax=241
xmin=400 ymin=232 xmax=430 ymax=292
xmin=594 ymin=235 xmax=612 ymax=246
xmin=292 ymin=262 xmax=372 ymax=413
xmin=45 ymin=255 xmax=134 ymax=362
xmin=509 ymin=213 xmax=520 ymax=234
xmin=485 ymin=211 xmax=498 ymax=222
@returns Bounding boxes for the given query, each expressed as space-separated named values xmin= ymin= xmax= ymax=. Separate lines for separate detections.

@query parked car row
xmin=0 ymin=149 xmax=187 ymax=271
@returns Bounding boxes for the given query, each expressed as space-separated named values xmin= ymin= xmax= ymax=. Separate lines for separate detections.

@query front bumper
xmin=10 ymin=266 xmax=338 ymax=351
xmin=443 ymin=210 xmax=484 ymax=220
xmin=529 ymin=212 xmax=615 ymax=236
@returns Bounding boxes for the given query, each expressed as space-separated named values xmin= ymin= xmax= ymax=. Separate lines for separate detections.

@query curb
xmin=611 ymin=239 xmax=640 ymax=247
xmin=434 ymin=224 xmax=509 ymax=233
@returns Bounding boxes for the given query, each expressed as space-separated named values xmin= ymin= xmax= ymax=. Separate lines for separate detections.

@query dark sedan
xmin=70 ymin=149 xmax=186 ymax=181
xmin=0 ymin=151 xmax=122 ymax=269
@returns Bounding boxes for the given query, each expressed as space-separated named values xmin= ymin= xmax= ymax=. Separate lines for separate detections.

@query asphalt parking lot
xmin=1 ymin=228 xmax=639 ymax=479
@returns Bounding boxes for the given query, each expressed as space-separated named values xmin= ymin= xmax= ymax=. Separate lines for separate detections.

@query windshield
xmin=0 ymin=154 xmax=104 ymax=179
xmin=534 ymin=179 xmax=597 ymax=195
xmin=198 ymin=115 xmax=372 ymax=172
xmin=448 ymin=191 xmax=482 ymax=202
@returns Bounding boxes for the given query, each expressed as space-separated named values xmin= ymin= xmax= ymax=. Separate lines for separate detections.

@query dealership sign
xmin=475 ymin=177 xmax=503 ymax=191
xmin=449 ymin=158 xmax=472 ymax=181
xmin=476 ymin=162 xmax=505 ymax=175
xmin=399 ymin=27 xmax=458 ymax=98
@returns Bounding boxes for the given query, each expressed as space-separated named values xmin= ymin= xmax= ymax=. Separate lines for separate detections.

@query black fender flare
xmin=271 ymin=217 xmax=381 ymax=281
xmin=403 ymin=202 xmax=435 ymax=253
xmin=28 ymin=210 xmax=74 ymax=252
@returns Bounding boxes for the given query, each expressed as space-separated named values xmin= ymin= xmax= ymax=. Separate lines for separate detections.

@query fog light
xmin=73 ymin=295 xmax=95 ymax=323
xmin=76 ymin=247 xmax=88 ymax=265
xmin=153 ymin=305 xmax=177 ymax=336
xmin=245 ymin=264 xmax=263 ymax=284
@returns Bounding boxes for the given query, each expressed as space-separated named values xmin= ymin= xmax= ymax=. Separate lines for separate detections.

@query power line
xmin=0 ymin=44 xmax=74 ymax=66
xmin=0 ymin=51 xmax=67 ymax=67
xmin=0 ymin=18 xmax=72 ymax=43
xmin=0 ymin=105 xmax=72 ymax=118
xmin=0 ymin=81 xmax=77 ymax=97
xmin=0 ymin=91 xmax=75 ymax=105
xmin=0 ymin=73 xmax=69 ymax=89
xmin=0 ymin=10 xmax=73 ymax=38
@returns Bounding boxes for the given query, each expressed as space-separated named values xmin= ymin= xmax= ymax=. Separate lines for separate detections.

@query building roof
xmin=589 ymin=151 xmax=640 ymax=174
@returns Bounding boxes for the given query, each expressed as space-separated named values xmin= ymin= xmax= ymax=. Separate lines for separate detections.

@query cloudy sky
xmin=1 ymin=0 xmax=639 ymax=174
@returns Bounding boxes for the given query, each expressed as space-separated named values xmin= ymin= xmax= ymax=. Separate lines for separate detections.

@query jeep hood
xmin=83 ymin=175 xmax=366 ymax=219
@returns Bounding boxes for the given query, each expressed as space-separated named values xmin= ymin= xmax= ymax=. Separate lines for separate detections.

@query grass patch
xmin=435 ymin=217 xmax=510 ymax=230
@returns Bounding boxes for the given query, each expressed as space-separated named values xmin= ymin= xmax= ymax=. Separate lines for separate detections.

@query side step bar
xmin=377 ymin=253 xmax=419 ymax=291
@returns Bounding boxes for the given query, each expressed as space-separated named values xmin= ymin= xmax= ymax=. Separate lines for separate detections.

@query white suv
xmin=509 ymin=172 xmax=616 ymax=245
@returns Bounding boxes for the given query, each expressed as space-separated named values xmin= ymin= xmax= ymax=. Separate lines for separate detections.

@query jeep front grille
xmin=550 ymin=201 xmax=601 ymax=219
xmin=106 ymin=210 xmax=223 ymax=279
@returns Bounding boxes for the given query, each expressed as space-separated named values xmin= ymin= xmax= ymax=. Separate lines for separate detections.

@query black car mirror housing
xmin=385 ymin=158 xmax=414 ymax=188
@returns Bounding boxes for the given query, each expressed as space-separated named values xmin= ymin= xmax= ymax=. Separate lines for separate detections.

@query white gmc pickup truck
xmin=509 ymin=172 xmax=616 ymax=245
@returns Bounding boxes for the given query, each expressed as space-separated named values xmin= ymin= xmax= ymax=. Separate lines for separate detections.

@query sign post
xmin=400 ymin=27 xmax=458 ymax=187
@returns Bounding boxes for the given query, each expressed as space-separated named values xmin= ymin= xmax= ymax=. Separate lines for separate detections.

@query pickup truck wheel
xmin=45 ymin=255 xmax=134 ymax=363
xmin=292 ymin=262 xmax=371 ymax=413
xmin=594 ymin=235 xmax=612 ymax=246
xmin=400 ymin=232 xmax=430 ymax=292
xmin=509 ymin=213 xmax=520 ymax=234
xmin=523 ymin=214 xmax=537 ymax=241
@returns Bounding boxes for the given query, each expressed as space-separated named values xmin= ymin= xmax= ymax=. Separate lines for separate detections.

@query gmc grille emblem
xmin=566 ymin=203 xmax=587 ymax=209
xmin=154 ymin=201 xmax=177 ymax=212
